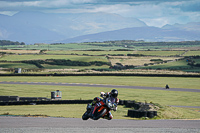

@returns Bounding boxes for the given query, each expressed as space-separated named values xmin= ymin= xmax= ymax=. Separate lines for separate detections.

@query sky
xmin=0 ymin=0 xmax=199 ymax=27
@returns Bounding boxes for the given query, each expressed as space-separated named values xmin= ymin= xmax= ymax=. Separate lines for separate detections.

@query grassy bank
xmin=1 ymin=104 xmax=200 ymax=120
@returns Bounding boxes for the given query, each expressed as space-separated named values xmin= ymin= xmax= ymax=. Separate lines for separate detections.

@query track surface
xmin=0 ymin=81 xmax=200 ymax=93
xmin=0 ymin=116 xmax=200 ymax=133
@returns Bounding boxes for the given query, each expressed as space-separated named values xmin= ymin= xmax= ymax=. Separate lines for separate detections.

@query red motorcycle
xmin=82 ymin=99 xmax=113 ymax=120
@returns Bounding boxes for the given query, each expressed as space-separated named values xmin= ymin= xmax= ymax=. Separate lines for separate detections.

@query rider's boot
xmin=104 ymin=112 xmax=113 ymax=120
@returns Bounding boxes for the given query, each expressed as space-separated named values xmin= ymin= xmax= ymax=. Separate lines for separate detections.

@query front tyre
xmin=82 ymin=111 xmax=89 ymax=120
xmin=93 ymin=108 xmax=107 ymax=120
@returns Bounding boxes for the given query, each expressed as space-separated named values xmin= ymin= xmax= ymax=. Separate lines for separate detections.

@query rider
xmin=89 ymin=89 xmax=119 ymax=120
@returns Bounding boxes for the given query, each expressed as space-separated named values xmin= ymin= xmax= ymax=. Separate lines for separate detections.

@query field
xmin=2 ymin=41 xmax=200 ymax=51
xmin=1 ymin=41 xmax=200 ymax=73
xmin=109 ymin=56 xmax=181 ymax=66
xmin=0 ymin=50 xmax=200 ymax=73
xmin=0 ymin=54 xmax=108 ymax=62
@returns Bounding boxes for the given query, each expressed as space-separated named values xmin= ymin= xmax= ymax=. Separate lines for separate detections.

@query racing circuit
xmin=0 ymin=81 xmax=200 ymax=132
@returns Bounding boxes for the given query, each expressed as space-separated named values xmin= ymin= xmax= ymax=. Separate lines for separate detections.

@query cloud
xmin=0 ymin=0 xmax=199 ymax=27
xmin=90 ymin=0 xmax=200 ymax=27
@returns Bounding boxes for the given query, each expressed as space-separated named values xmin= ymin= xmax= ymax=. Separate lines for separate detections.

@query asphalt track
xmin=0 ymin=116 xmax=200 ymax=133
xmin=0 ymin=81 xmax=200 ymax=93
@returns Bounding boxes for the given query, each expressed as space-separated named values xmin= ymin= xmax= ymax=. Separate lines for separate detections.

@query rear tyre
xmin=93 ymin=108 xmax=107 ymax=120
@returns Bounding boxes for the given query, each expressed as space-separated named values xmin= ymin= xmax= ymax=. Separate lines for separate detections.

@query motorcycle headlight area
xmin=107 ymin=102 xmax=113 ymax=108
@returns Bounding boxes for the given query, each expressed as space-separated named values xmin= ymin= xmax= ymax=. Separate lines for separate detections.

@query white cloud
xmin=0 ymin=0 xmax=199 ymax=27
xmin=0 ymin=11 xmax=18 ymax=16
xmin=0 ymin=0 xmax=96 ymax=9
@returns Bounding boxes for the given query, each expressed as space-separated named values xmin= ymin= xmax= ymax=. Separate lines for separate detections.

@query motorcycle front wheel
xmin=82 ymin=111 xmax=90 ymax=120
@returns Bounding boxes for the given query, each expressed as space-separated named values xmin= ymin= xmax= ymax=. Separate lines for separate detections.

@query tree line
xmin=84 ymin=40 xmax=200 ymax=47
xmin=0 ymin=40 xmax=25 ymax=46
xmin=22 ymin=59 xmax=111 ymax=68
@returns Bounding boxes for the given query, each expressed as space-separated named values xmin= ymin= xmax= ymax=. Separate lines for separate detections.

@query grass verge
xmin=1 ymin=104 xmax=200 ymax=120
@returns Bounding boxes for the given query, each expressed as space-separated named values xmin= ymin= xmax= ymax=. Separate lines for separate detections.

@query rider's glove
xmin=100 ymin=92 xmax=105 ymax=97
xmin=113 ymin=103 xmax=117 ymax=111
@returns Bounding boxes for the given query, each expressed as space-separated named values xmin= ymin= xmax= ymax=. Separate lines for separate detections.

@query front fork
xmin=86 ymin=104 xmax=94 ymax=117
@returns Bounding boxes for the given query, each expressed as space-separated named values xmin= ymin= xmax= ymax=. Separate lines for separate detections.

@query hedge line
xmin=0 ymin=100 xmax=93 ymax=105
xmin=0 ymin=73 xmax=199 ymax=77
xmin=22 ymin=59 xmax=110 ymax=68
xmin=1 ymin=99 xmax=141 ymax=107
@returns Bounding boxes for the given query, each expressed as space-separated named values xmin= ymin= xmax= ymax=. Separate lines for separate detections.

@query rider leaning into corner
xmin=88 ymin=89 xmax=119 ymax=120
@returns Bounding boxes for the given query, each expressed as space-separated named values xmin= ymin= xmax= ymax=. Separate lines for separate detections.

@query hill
xmin=62 ymin=24 xmax=200 ymax=43
xmin=0 ymin=12 xmax=146 ymax=44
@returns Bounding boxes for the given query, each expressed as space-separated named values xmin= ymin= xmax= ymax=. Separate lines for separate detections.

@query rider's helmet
xmin=110 ymin=89 xmax=118 ymax=98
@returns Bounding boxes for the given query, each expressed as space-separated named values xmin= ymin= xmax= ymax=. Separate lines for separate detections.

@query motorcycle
xmin=82 ymin=98 xmax=115 ymax=120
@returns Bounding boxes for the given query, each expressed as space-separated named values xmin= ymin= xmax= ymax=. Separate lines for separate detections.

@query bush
xmin=150 ymin=59 xmax=163 ymax=62
xmin=22 ymin=60 xmax=44 ymax=68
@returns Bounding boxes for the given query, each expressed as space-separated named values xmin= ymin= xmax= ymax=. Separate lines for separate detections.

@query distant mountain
xmin=0 ymin=11 xmax=199 ymax=43
xmin=63 ymin=23 xmax=200 ymax=43
xmin=162 ymin=22 xmax=200 ymax=31
xmin=0 ymin=11 xmax=146 ymax=44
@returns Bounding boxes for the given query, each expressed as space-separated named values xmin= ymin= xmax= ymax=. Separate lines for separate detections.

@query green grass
xmin=45 ymin=50 xmax=133 ymax=55
xmin=1 ymin=49 xmax=199 ymax=72
xmin=142 ymin=60 xmax=196 ymax=70
xmin=184 ymin=50 xmax=200 ymax=56
xmin=0 ymin=76 xmax=199 ymax=119
xmin=3 ymin=41 xmax=200 ymax=51
xmin=136 ymin=50 xmax=185 ymax=56
xmin=0 ymin=83 xmax=200 ymax=119
xmin=0 ymin=104 xmax=87 ymax=118
xmin=3 ymin=43 xmax=124 ymax=50
xmin=0 ymin=55 xmax=108 ymax=62
xmin=110 ymin=56 xmax=181 ymax=66
xmin=1 ymin=104 xmax=199 ymax=119
xmin=45 ymin=50 xmax=187 ymax=56
xmin=42 ymin=64 xmax=109 ymax=69
xmin=1 ymin=84 xmax=199 ymax=106
xmin=155 ymin=106 xmax=200 ymax=119
xmin=0 ymin=63 xmax=37 ymax=69
xmin=0 ymin=54 xmax=110 ymax=69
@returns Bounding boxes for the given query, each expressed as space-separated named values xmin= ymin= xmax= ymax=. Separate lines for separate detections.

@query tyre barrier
xmin=120 ymin=100 xmax=142 ymax=110
xmin=125 ymin=100 xmax=136 ymax=108
xmin=127 ymin=110 xmax=157 ymax=118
